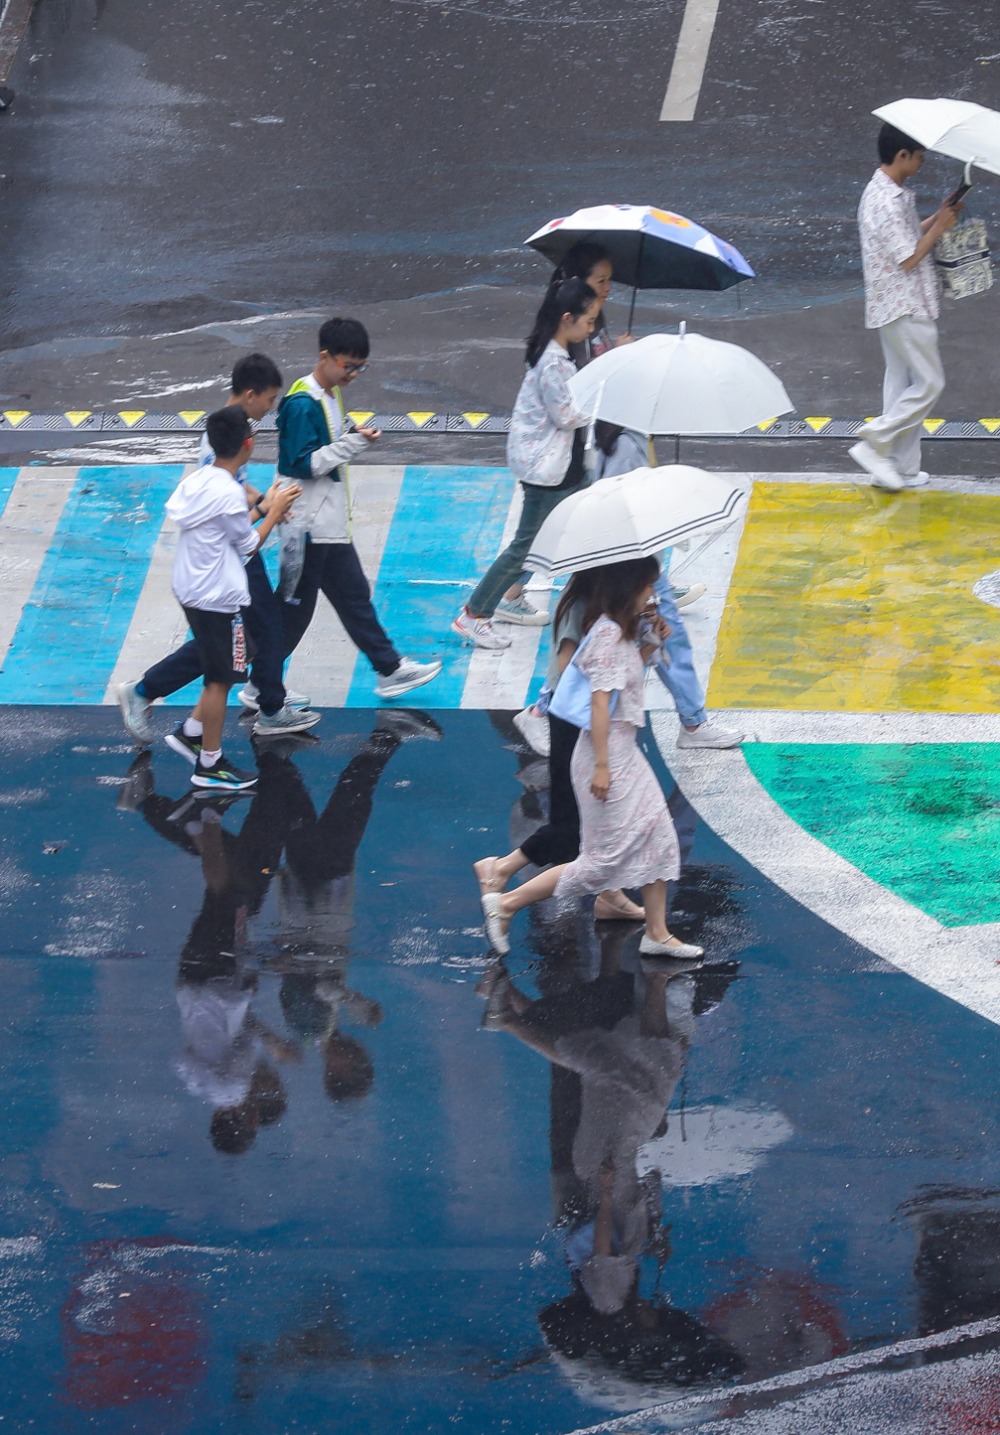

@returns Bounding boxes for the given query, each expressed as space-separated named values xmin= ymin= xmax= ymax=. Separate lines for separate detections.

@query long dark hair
xmin=582 ymin=557 xmax=661 ymax=642
xmin=551 ymin=240 xmax=613 ymax=286
xmin=553 ymin=566 xmax=600 ymax=639
xmin=525 ymin=278 xmax=596 ymax=368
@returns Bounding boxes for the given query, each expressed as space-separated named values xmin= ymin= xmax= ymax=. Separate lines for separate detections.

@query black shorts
xmin=183 ymin=606 xmax=249 ymax=686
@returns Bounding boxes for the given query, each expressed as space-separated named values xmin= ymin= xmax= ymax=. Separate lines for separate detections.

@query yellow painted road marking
xmin=710 ymin=481 xmax=1000 ymax=713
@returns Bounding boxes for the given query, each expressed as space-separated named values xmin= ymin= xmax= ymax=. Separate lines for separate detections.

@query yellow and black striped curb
xmin=5 ymin=410 xmax=1000 ymax=439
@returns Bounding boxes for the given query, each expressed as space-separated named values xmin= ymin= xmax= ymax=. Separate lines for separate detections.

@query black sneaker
xmin=165 ymin=724 xmax=203 ymax=765
xmin=190 ymin=755 xmax=258 ymax=791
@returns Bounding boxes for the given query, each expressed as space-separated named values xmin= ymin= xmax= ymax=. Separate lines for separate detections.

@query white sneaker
xmin=848 ymin=441 xmax=903 ymax=491
xmin=253 ymin=704 xmax=322 ymax=736
xmin=239 ymin=682 xmax=311 ymax=711
xmin=512 ymin=705 xmax=550 ymax=756
xmin=898 ymin=470 xmax=930 ymax=488
xmin=673 ymin=582 xmax=707 ymax=610
xmin=676 ymin=719 xmax=744 ymax=750
xmin=493 ymin=594 xmax=550 ymax=626
xmin=117 ymin=680 xmax=154 ymax=745
xmin=451 ymin=609 xmax=512 ymax=650
xmin=375 ymin=656 xmax=442 ymax=699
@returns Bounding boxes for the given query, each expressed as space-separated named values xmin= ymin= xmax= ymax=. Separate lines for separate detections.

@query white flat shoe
xmin=481 ymin=892 xmax=510 ymax=955
xmin=639 ymin=935 xmax=704 ymax=961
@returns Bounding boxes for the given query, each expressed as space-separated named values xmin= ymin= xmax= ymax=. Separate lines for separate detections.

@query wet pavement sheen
xmin=3 ymin=708 xmax=1000 ymax=1431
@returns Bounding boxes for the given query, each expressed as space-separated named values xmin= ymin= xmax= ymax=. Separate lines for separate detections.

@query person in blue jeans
xmin=117 ymin=354 xmax=322 ymax=749
xmin=650 ymin=571 xmax=743 ymax=750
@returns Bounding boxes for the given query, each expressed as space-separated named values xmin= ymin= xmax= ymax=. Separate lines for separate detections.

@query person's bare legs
xmin=474 ymin=849 xmax=530 ymax=895
xmin=195 ymin=681 xmax=230 ymax=754
xmin=477 ymin=855 xmax=642 ymax=921
xmin=500 ymin=864 xmax=567 ymax=916
xmin=641 ymin=879 xmax=699 ymax=953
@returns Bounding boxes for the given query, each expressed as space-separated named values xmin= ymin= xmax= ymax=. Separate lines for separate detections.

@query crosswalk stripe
xmin=0 ymin=465 xmax=182 ymax=704
xmin=346 ymin=464 xmax=514 ymax=708
xmin=0 ymin=467 xmax=79 ymax=675
xmin=460 ymin=484 xmax=552 ymax=711
xmin=102 ymin=473 xmax=192 ymax=706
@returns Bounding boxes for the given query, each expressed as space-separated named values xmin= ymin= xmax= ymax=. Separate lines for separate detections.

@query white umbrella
xmin=873 ymin=98 xmax=1000 ymax=178
xmin=567 ymin=327 xmax=793 ymax=439
xmin=524 ymin=466 xmax=747 ymax=576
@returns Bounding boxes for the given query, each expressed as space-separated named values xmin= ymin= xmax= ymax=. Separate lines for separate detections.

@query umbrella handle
xmin=584 ymin=379 xmax=606 ymax=454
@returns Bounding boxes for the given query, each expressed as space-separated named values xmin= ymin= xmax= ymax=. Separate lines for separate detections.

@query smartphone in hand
xmin=945 ymin=181 xmax=972 ymax=208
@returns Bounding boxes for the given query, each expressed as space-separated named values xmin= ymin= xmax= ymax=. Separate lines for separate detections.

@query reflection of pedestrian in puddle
xmin=171 ymin=802 xmax=301 ymax=1154
xmin=120 ymin=758 xmax=300 ymax=1154
xmin=265 ymin=710 xmax=440 ymax=1102
xmin=480 ymin=931 xmax=742 ymax=1396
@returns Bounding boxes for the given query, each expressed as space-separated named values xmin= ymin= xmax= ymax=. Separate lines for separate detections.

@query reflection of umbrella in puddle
xmin=637 ymin=1104 xmax=793 ymax=1187
xmin=540 ymin=1295 xmax=741 ymax=1421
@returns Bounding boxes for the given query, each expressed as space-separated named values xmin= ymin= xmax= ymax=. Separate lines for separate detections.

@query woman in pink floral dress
xmin=481 ymin=558 xmax=704 ymax=964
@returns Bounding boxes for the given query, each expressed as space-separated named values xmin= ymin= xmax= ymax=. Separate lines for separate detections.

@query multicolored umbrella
xmin=525 ymin=203 xmax=755 ymax=325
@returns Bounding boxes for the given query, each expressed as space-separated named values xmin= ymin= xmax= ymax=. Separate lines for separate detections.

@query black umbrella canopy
xmin=525 ymin=204 xmax=756 ymax=292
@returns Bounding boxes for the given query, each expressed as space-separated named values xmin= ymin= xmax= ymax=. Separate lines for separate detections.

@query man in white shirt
xmin=161 ymin=407 xmax=300 ymax=790
xmin=850 ymin=123 xmax=961 ymax=491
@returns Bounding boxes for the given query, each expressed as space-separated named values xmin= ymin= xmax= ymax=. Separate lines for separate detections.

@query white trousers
xmin=861 ymin=315 xmax=944 ymax=477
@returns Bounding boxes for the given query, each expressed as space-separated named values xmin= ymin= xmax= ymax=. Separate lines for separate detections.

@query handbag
xmin=934 ymin=218 xmax=992 ymax=299
xmin=548 ymin=627 xmax=619 ymax=730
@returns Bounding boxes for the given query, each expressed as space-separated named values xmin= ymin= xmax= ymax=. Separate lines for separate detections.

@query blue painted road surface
xmin=3 ymin=709 xmax=1000 ymax=1431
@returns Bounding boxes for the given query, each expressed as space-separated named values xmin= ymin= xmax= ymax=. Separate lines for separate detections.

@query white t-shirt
xmin=166 ymin=463 xmax=257 ymax=612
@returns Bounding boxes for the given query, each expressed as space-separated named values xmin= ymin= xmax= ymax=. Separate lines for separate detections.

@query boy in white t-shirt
xmin=162 ymin=407 xmax=300 ymax=791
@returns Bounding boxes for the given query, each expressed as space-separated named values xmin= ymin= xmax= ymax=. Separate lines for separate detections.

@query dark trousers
xmin=282 ymin=540 xmax=399 ymax=676
xmin=520 ymin=714 xmax=581 ymax=868
xmin=142 ymin=553 xmax=287 ymax=715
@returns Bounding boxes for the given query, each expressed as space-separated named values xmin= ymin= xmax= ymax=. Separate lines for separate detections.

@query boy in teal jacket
xmin=276 ymin=317 xmax=440 ymax=700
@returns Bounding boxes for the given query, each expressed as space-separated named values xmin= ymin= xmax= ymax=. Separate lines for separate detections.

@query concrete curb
xmin=4 ymin=408 xmax=1000 ymax=441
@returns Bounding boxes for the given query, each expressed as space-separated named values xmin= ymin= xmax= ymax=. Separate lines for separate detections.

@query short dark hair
xmin=206 ymin=405 xmax=252 ymax=459
xmin=878 ymin=123 xmax=922 ymax=166
xmin=319 ymin=317 xmax=370 ymax=360
xmin=231 ymin=352 xmax=282 ymax=395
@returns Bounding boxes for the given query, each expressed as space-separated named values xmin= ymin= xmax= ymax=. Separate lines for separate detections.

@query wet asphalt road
xmin=4 ymin=708 xmax=1000 ymax=1431
xmin=2 ymin=0 xmax=1000 ymax=430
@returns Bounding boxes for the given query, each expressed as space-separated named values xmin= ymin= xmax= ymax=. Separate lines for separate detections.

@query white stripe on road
xmin=660 ymin=0 xmax=721 ymax=121
xmin=461 ymin=483 xmax=551 ymax=711
xmin=0 ymin=467 xmax=78 ymax=670
xmin=657 ymin=730 xmax=1000 ymax=1027
xmin=102 ymin=510 xmax=189 ymax=704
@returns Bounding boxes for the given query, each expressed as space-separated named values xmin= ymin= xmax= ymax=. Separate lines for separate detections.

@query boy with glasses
xmin=276 ymin=317 xmax=440 ymax=700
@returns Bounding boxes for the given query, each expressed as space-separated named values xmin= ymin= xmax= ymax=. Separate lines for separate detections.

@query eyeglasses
xmin=339 ymin=359 xmax=368 ymax=375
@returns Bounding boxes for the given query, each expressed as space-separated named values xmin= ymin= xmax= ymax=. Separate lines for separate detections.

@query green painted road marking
xmin=746 ymin=742 xmax=1000 ymax=929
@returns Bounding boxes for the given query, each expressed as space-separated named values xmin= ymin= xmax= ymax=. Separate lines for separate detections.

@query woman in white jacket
xmin=452 ymin=278 xmax=599 ymax=651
